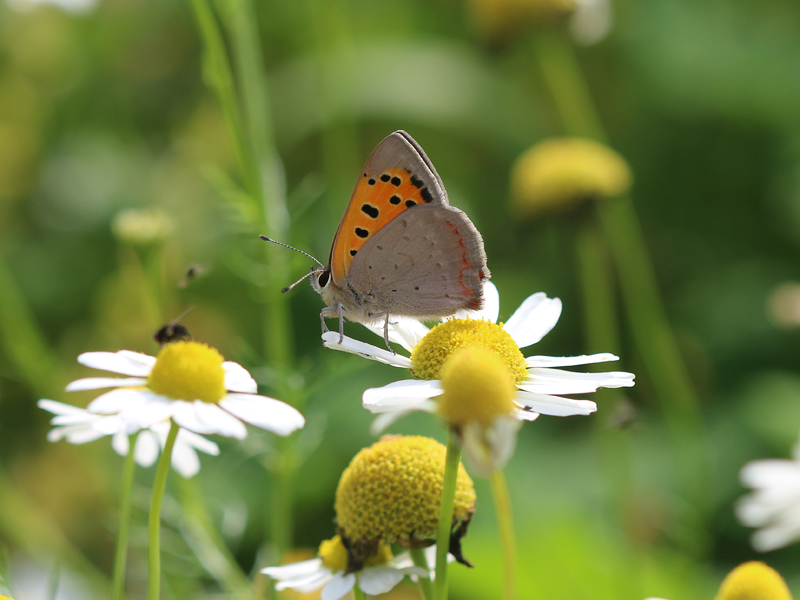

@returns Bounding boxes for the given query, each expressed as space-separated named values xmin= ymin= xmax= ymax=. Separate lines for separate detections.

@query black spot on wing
xmin=405 ymin=200 xmax=417 ymax=208
xmin=410 ymin=174 xmax=424 ymax=189
xmin=390 ymin=195 xmax=401 ymax=205
xmin=361 ymin=204 xmax=379 ymax=218
xmin=390 ymin=176 xmax=402 ymax=186
xmin=420 ymin=187 xmax=433 ymax=203
xmin=355 ymin=227 xmax=369 ymax=238
xmin=350 ymin=249 xmax=357 ymax=256
xmin=380 ymin=173 xmax=391 ymax=182
xmin=368 ymin=178 xmax=376 ymax=185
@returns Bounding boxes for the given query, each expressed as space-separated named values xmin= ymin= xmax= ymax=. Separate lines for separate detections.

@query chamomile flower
xmin=322 ymin=282 xmax=634 ymax=433
xmin=38 ymin=400 xmax=219 ymax=478
xmin=64 ymin=341 xmax=304 ymax=440
xmin=262 ymin=536 xmax=431 ymax=600
xmin=736 ymin=436 xmax=800 ymax=552
xmin=644 ymin=561 xmax=793 ymax=600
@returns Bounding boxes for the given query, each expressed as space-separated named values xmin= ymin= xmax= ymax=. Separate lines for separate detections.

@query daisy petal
xmin=62 ymin=424 xmax=108 ymax=444
xmin=358 ymin=567 xmax=405 ymax=595
xmin=322 ymin=573 xmax=356 ymax=600
xmin=369 ymin=402 xmax=437 ymax=435
xmin=223 ymin=361 xmax=258 ymax=393
xmin=525 ymin=353 xmax=619 ymax=368
xmin=86 ymin=387 xmax=152 ymax=415
xmin=173 ymin=428 xmax=220 ymax=456
xmin=175 ymin=401 xmax=248 ymax=439
xmin=38 ymin=399 xmax=89 ymax=416
xmin=170 ymin=439 xmax=201 ymax=478
xmin=51 ymin=412 xmax=96 ymax=427
xmin=275 ymin=569 xmax=331 ymax=593
xmin=262 ymin=558 xmax=325 ymax=579
xmin=111 ymin=430 xmax=130 ymax=456
xmin=134 ymin=431 xmax=160 ymax=467
xmin=77 ymin=351 xmax=155 ymax=377
xmin=65 ymin=377 xmax=147 ymax=392
xmin=221 ymin=394 xmax=305 ymax=436
xmin=503 ymin=293 xmax=562 ymax=349
xmin=515 ymin=390 xmax=596 ymax=417
xmin=515 ymin=408 xmax=540 ymax=422
xmin=91 ymin=415 xmax=126 ymax=434
xmin=363 ymin=379 xmax=443 ymax=413
xmin=322 ymin=332 xmax=412 ymax=368
xmin=449 ymin=281 xmax=500 ymax=323
xmin=521 ymin=368 xmax=635 ymax=395
xmin=362 ymin=318 xmax=431 ymax=353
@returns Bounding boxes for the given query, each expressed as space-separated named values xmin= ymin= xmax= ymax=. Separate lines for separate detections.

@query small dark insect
xmin=154 ymin=308 xmax=193 ymax=347
xmin=178 ymin=263 xmax=211 ymax=288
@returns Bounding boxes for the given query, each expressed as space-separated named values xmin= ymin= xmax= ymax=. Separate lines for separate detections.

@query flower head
xmin=737 ymin=435 xmax=800 ymax=552
xmin=323 ymin=283 xmax=634 ymax=454
xmin=511 ymin=137 xmax=632 ymax=217
xmin=335 ymin=435 xmax=475 ymax=567
xmin=59 ymin=341 xmax=305 ymax=440
xmin=111 ymin=207 xmax=173 ymax=246
xmin=38 ymin=400 xmax=218 ymax=478
xmin=713 ymin=562 xmax=792 ymax=600
xmin=262 ymin=535 xmax=433 ymax=600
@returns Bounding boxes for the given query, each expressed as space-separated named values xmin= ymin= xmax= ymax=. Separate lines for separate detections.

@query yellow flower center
xmin=318 ymin=535 xmax=393 ymax=571
xmin=714 ymin=561 xmax=793 ymax=600
xmin=411 ymin=318 xmax=528 ymax=385
xmin=335 ymin=435 xmax=476 ymax=549
xmin=148 ymin=341 xmax=226 ymax=403
xmin=437 ymin=347 xmax=516 ymax=426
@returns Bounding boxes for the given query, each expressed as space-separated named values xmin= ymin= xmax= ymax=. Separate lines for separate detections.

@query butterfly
xmin=264 ymin=130 xmax=490 ymax=351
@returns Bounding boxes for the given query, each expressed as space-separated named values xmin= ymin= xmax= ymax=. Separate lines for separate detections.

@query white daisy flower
xmin=38 ymin=399 xmax=219 ymax=478
xmin=323 ymin=282 xmax=634 ymax=431
xmin=262 ymin=536 xmax=431 ymax=600
xmin=63 ymin=341 xmax=304 ymax=440
xmin=736 ymin=436 xmax=800 ymax=552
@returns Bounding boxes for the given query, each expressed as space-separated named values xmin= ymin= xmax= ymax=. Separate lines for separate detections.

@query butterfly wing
xmin=329 ymin=131 xmax=449 ymax=287
xmin=346 ymin=203 xmax=490 ymax=319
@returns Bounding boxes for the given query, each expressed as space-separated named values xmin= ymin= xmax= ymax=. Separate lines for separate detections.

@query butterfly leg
xmin=382 ymin=313 xmax=396 ymax=354
xmin=338 ymin=302 xmax=345 ymax=343
xmin=319 ymin=304 xmax=346 ymax=343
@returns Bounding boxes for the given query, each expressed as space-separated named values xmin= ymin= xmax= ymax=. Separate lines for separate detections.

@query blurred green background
xmin=1 ymin=0 xmax=800 ymax=598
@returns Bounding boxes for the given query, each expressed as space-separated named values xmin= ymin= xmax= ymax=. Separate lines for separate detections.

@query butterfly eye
xmin=317 ymin=270 xmax=331 ymax=288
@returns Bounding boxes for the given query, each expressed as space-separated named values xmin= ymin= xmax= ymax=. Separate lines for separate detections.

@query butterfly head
xmin=310 ymin=266 xmax=336 ymax=305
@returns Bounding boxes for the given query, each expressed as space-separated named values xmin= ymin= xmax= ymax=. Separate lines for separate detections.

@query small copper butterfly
xmin=264 ymin=131 xmax=490 ymax=350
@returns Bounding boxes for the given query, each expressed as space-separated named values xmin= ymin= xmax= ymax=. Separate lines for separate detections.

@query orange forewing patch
xmin=330 ymin=166 xmax=438 ymax=281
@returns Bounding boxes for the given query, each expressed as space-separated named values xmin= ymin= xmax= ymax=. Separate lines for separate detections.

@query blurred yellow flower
xmin=511 ymin=137 xmax=632 ymax=217
xmin=111 ymin=207 xmax=174 ymax=246
xmin=713 ymin=562 xmax=793 ymax=600
xmin=469 ymin=0 xmax=576 ymax=39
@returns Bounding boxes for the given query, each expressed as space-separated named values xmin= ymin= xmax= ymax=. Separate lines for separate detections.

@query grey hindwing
xmin=347 ymin=203 xmax=489 ymax=318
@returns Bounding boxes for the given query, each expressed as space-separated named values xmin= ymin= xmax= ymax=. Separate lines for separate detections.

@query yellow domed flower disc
xmin=411 ymin=318 xmax=528 ymax=385
xmin=148 ymin=341 xmax=226 ymax=403
xmin=511 ymin=137 xmax=632 ymax=217
xmin=713 ymin=561 xmax=793 ymax=600
xmin=335 ymin=436 xmax=476 ymax=556
xmin=438 ymin=346 xmax=517 ymax=427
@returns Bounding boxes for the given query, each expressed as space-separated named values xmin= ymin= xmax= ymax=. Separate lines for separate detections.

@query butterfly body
xmin=311 ymin=131 xmax=490 ymax=348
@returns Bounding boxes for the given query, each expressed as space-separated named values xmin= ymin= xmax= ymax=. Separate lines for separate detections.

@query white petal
xmin=515 ymin=391 xmax=596 ymax=417
xmin=751 ymin=521 xmax=800 ymax=552
xmin=38 ymin=399 xmax=88 ymax=416
xmin=369 ymin=403 xmax=437 ymax=435
xmin=363 ymin=380 xmax=443 ymax=413
xmin=134 ymin=431 xmax=160 ymax=467
xmin=515 ymin=408 xmax=540 ymax=422
xmin=521 ymin=368 xmax=635 ymax=395
xmin=111 ymin=430 xmax=130 ymax=456
xmin=172 ymin=400 xmax=248 ymax=439
xmin=65 ymin=377 xmax=147 ymax=392
xmin=86 ymin=387 xmax=152 ymax=415
xmin=448 ymin=281 xmax=500 ymax=324
xmin=220 ymin=394 xmax=305 ymax=436
xmin=122 ymin=397 xmax=174 ymax=429
xmin=525 ymin=353 xmax=619 ymax=368
xmin=171 ymin=439 xmax=201 ymax=478
xmin=362 ymin=317 xmax=431 ymax=353
xmin=262 ymin=558 xmax=325 ymax=580
xmin=322 ymin=332 xmax=412 ymax=368
xmin=77 ymin=350 xmax=155 ymax=377
xmin=51 ymin=412 xmax=97 ymax=427
xmin=358 ymin=567 xmax=405 ymax=595
xmin=503 ymin=294 xmax=562 ymax=349
xmin=322 ymin=573 xmax=356 ymax=600
xmin=223 ymin=362 xmax=258 ymax=393
xmin=461 ymin=416 xmax=521 ymax=476
xmin=175 ymin=429 xmax=220 ymax=456
xmin=62 ymin=424 xmax=108 ymax=445
xmin=91 ymin=414 xmax=126 ymax=435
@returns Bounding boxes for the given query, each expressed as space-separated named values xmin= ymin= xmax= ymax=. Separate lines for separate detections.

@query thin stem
xmin=352 ymin=583 xmax=366 ymax=600
xmin=434 ymin=431 xmax=461 ymax=600
xmin=147 ymin=422 xmax=179 ymax=600
xmin=490 ymin=470 xmax=516 ymax=600
xmin=111 ymin=432 xmax=140 ymax=600
xmin=409 ymin=548 xmax=434 ymax=600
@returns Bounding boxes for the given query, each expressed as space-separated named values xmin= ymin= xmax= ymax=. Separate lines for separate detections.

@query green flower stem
xmin=532 ymin=27 xmax=710 ymax=547
xmin=410 ymin=548 xmax=434 ymax=600
xmin=353 ymin=583 xmax=366 ymax=600
xmin=177 ymin=477 xmax=254 ymax=600
xmin=111 ymin=432 xmax=140 ymax=600
xmin=434 ymin=430 xmax=461 ymax=600
xmin=490 ymin=470 xmax=516 ymax=600
xmin=148 ymin=422 xmax=180 ymax=600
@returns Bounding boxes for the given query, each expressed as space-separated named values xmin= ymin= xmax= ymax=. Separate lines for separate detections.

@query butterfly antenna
xmin=259 ymin=235 xmax=324 ymax=268
xmin=281 ymin=268 xmax=315 ymax=293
